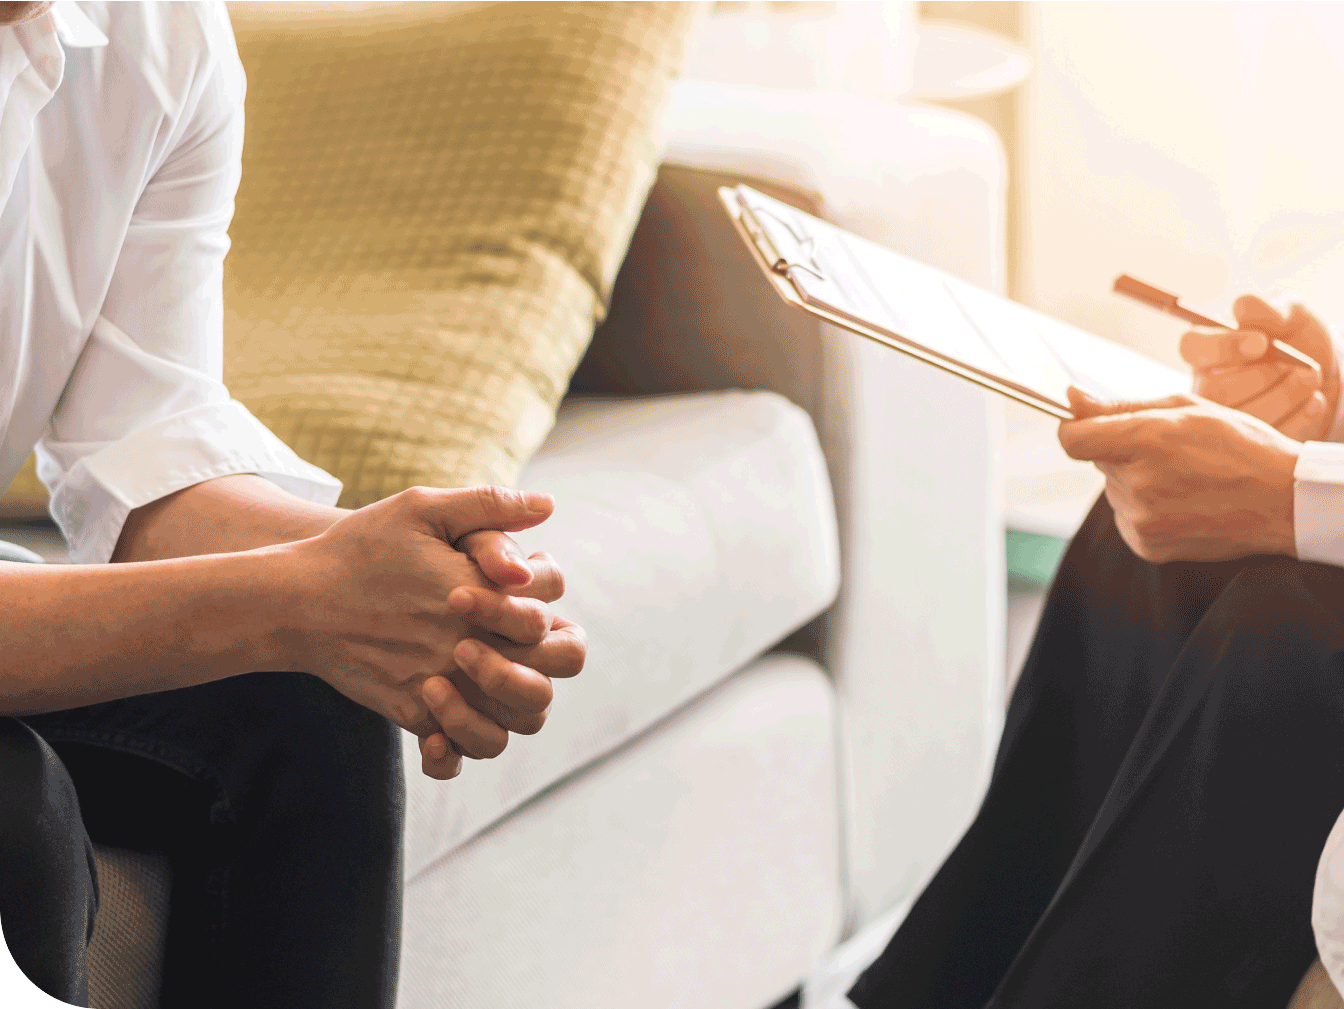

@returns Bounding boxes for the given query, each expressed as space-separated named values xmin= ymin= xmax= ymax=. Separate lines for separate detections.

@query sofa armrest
xmin=571 ymin=90 xmax=1008 ymax=931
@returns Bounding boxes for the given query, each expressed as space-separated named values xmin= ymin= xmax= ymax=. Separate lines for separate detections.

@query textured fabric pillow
xmin=220 ymin=0 xmax=698 ymax=508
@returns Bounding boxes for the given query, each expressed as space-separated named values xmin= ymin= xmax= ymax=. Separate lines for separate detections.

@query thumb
xmin=408 ymin=485 xmax=555 ymax=545
xmin=1067 ymin=386 xmax=1194 ymax=419
xmin=1233 ymin=293 xmax=1291 ymax=335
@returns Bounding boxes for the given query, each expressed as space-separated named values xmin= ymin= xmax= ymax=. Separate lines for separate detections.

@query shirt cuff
xmin=1294 ymin=440 xmax=1344 ymax=566
xmin=46 ymin=399 xmax=342 ymax=564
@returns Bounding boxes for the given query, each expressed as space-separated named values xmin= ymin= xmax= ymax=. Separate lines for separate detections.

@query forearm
xmin=0 ymin=546 xmax=294 ymax=715
xmin=112 ymin=474 xmax=349 ymax=562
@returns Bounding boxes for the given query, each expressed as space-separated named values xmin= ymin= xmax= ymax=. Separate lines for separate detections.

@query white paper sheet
xmin=736 ymin=187 xmax=1189 ymax=414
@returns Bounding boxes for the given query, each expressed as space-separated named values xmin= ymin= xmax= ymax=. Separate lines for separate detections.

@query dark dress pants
xmin=3 ymin=669 xmax=405 ymax=1009
xmin=849 ymin=494 xmax=1344 ymax=1008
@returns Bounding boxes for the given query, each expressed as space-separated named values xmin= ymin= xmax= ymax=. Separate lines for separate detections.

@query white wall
xmin=1021 ymin=1 xmax=1344 ymax=366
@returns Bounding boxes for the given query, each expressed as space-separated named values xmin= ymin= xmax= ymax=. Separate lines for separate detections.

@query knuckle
xmin=1291 ymin=367 xmax=1322 ymax=393
xmin=480 ymin=484 xmax=522 ymax=513
xmin=1132 ymin=513 xmax=1163 ymax=541
xmin=518 ymin=709 xmax=549 ymax=736
xmin=1179 ymin=413 xmax=1214 ymax=441
xmin=465 ymin=591 xmax=496 ymax=621
xmin=393 ymin=698 xmax=426 ymax=730
xmin=553 ymin=637 xmax=585 ymax=676
xmin=1123 ymin=524 xmax=1155 ymax=562
xmin=1139 ymin=536 xmax=1172 ymax=563
xmin=524 ymin=604 xmax=551 ymax=641
xmin=420 ymin=652 xmax=453 ymax=682
xmin=401 ymin=485 xmax=432 ymax=508
xmin=568 ymin=640 xmax=587 ymax=675
xmin=457 ymin=529 xmax=490 ymax=553
xmin=1126 ymin=468 xmax=1157 ymax=500
xmin=435 ymin=692 xmax=471 ymax=731
xmin=472 ymin=654 xmax=509 ymax=696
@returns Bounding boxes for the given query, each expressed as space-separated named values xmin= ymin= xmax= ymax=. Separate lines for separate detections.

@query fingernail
xmin=527 ymin=493 xmax=554 ymax=514
xmin=1308 ymin=397 xmax=1324 ymax=416
xmin=449 ymin=589 xmax=474 ymax=615
xmin=1240 ymin=333 xmax=1266 ymax=357
xmin=424 ymin=678 xmax=448 ymax=705
xmin=506 ymin=547 xmax=528 ymax=567
xmin=458 ymin=639 xmax=482 ymax=662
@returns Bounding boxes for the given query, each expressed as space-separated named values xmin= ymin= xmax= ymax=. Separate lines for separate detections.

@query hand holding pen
xmin=1114 ymin=275 xmax=1339 ymax=440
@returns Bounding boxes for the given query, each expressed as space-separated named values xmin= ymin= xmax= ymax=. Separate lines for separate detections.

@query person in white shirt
xmin=0 ymin=2 xmax=587 ymax=1006
xmin=838 ymin=291 xmax=1344 ymax=1009
xmin=840 ymin=292 xmax=1344 ymax=1008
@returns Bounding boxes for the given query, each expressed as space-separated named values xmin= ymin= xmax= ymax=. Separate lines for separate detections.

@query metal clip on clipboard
xmin=737 ymin=198 xmax=828 ymax=282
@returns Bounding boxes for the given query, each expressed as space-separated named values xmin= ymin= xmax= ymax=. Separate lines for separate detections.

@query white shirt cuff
xmin=45 ymin=399 xmax=342 ymax=565
xmin=1294 ymin=440 xmax=1344 ymax=566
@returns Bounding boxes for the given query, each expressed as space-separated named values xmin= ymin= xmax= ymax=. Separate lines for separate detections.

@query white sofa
xmin=0 ymin=83 xmax=1008 ymax=1009
xmin=393 ymin=83 xmax=1009 ymax=1008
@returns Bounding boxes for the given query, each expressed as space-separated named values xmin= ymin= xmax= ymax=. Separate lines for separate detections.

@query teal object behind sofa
xmin=1006 ymin=529 xmax=1068 ymax=590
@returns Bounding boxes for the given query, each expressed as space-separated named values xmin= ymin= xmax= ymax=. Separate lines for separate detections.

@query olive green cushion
xmin=222 ymin=0 xmax=698 ymax=508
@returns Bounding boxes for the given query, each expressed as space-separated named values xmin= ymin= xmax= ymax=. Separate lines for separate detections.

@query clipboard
xmin=721 ymin=184 xmax=1190 ymax=420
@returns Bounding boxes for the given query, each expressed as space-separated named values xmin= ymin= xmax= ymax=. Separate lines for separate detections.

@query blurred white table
xmin=912 ymin=22 xmax=1031 ymax=102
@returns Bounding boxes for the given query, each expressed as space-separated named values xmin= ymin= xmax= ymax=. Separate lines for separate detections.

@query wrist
xmin=234 ymin=540 xmax=321 ymax=673
xmin=113 ymin=475 xmax=351 ymax=563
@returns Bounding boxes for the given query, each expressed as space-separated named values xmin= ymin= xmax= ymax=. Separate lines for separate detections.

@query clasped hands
xmin=280 ymin=485 xmax=587 ymax=781
xmin=1059 ymin=295 xmax=1341 ymax=564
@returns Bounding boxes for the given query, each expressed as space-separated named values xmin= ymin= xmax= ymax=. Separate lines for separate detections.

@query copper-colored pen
xmin=1113 ymin=274 xmax=1320 ymax=373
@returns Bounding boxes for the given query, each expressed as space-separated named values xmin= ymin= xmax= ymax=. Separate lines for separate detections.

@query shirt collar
xmin=50 ymin=2 xmax=106 ymax=49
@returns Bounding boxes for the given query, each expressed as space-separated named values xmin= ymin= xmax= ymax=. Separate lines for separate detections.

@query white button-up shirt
xmin=0 ymin=0 xmax=339 ymax=566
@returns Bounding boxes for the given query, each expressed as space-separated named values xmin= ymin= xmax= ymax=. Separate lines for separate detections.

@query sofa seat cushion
xmin=402 ymin=388 xmax=840 ymax=878
xmin=399 ymin=654 xmax=844 ymax=1009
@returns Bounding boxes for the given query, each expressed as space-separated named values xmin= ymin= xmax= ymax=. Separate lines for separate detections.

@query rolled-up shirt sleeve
xmin=37 ymin=2 xmax=339 ymax=565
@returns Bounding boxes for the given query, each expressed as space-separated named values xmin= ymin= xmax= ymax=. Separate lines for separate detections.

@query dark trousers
xmin=2 ymin=670 xmax=405 ymax=1008
xmin=849 ymin=495 xmax=1344 ymax=1008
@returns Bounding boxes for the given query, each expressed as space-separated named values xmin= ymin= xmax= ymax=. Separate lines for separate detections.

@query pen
xmin=1113 ymin=274 xmax=1320 ymax=373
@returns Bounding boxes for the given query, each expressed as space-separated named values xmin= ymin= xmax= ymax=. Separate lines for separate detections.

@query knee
xmin=0 ymin=718 xmax=86 ymax=850
xmin=1195 ymin=562 xmax=1344 ymax=723
xmin=1214 ymin=561 xmax=1344 ymax=659
xmin=0 ymin=718 xmax=97 ymax=949
xmin=239 ymin=674 xmax=404 ymax=838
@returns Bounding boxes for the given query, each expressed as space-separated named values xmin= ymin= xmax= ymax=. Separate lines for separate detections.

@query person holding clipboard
xmin=726 ymin=186 xmax=1344 ymax=1005
xmin=840 ymin=288 xmax=1344 ymax=1008
xmin=722 ymin=185 xmax=1344 ymax=1005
